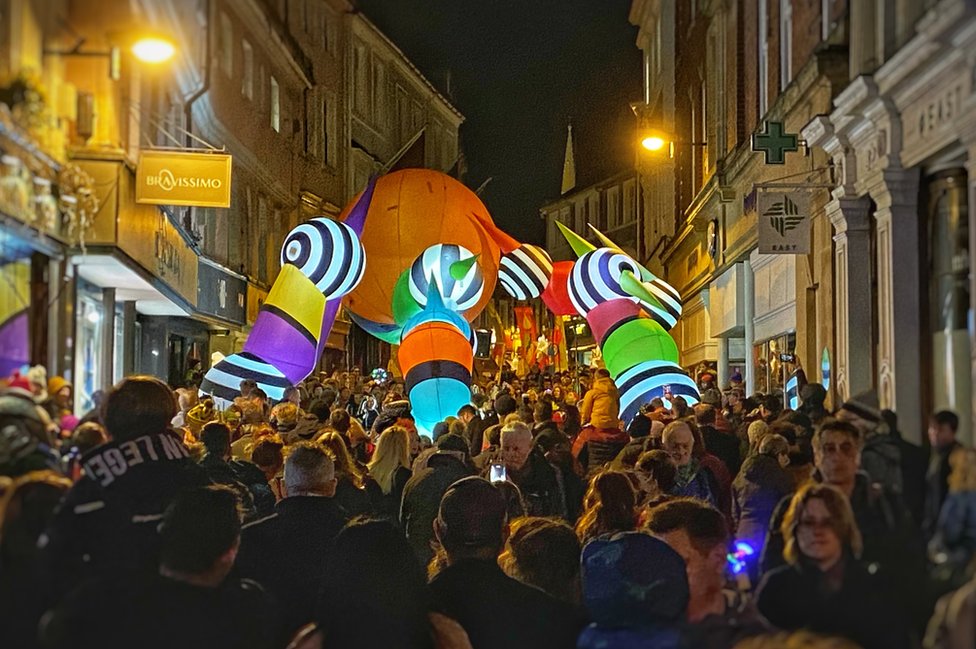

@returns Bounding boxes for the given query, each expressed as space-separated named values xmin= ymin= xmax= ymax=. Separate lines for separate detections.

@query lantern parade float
xmin=201 ymin=169 xmax=697 ymax=433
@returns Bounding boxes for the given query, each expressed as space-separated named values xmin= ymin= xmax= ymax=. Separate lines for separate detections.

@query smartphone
xmin=489 ymin=463 xmax=507 ymax=483
xmin=779 ymin=353 xmax=796 ymax=363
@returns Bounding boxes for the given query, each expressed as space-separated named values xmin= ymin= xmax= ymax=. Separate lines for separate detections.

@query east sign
xmin=135 ymin=150 xmax=232 ymax=208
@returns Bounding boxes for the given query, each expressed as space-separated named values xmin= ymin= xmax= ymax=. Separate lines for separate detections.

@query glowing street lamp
xmin=641 ymin=134 xmax=666 ymax=152
xmin=131 ymin=37 xmax=176 ymax=64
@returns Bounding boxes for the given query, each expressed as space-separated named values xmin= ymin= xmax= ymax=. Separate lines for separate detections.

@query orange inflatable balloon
xmin=338 ymin=169 xmax=501 ymax=325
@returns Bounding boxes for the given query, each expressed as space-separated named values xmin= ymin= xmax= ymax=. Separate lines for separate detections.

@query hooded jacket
xmin=861 ymin=430 xmax=903 ymax=495
xmin=42 ymin=429 xmax=210 ymax=593
xmin=579 ymin=377 xmax=620 ymax=430
xmin=732 ymin=453 xmax=794 ymax=561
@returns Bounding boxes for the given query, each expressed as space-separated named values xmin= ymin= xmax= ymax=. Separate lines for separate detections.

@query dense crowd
xmin=1 ymin=363 xmax=975 ymax=648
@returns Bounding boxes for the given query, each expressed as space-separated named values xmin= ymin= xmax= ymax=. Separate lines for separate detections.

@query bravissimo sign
xmin=135 ymin=151 xmax=232 ymax=208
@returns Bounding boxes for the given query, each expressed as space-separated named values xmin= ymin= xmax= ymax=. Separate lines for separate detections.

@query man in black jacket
xmin=484 ymin=422 xmax=567 ymax=519
xmin=199 ymin=422 xmax=275 ymax=520
xmin=41 ymin=486 xmax=275 ymax=649
xmin=42 ymin=376 xmax=210 ymax=595
xmin=400 ymin=434 xmax=473 ymax=566
xmin=430 ymin=477 xmax=583 ymax=649
xmin=923 ymin=410 xmax=963 ymax=540
xmin=235 ymin=442 xmax=347 ymax=643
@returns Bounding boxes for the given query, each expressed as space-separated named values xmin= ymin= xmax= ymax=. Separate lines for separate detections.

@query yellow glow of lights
xmin=131 ymin=37 xmax=175 ymax=64
xmin=641 ymin=135 xmax=666 ymax=152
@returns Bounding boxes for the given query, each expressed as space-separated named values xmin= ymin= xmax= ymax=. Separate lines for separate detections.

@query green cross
xmin=752 ymin=121 xmax=798 ymax=165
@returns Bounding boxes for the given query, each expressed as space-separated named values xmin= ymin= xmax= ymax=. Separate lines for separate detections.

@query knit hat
xmin=4 ymin=372 xmax=31 ymax=393
xmin=841 ymin=390 xmax=881 ymax=424
xmin=700 ymin=388 xmax=722 ymax=407
xmin=47 ymin=376 xmax=71 ymax=397
xmin=435 ymin=433 xmax=470 ymax=456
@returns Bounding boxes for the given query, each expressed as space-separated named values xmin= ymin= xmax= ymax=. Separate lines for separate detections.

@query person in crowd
xmin=838 ymin=390 xmax=902 ymax=495
xmin=534 ymin=428 xmax=585 ymax=520
xmin=278 ymin=518 xmax=472 ymax=649
xmin=924 ymin=410 xmax=964 ymax=540
xmin=929 ymin=447 xmax=976 ymax=583
xmin=924 ymin=561 xmax=976 ymax=649
xmin=689 ymin=418 xmax=733 ymax=521
xmin=756 ymin=483 xmax=908 ymax=649
xmin=797 ymin=383 xmax=830 ymax=425
xmin=697 ymin=403 xmax=742 ymax=477
xmin=647 ymin=498 xmax=768 ymax=648
xmin=270 ymin=402 xmax=305 ymax=444
xmin=289 ymin=397 xmax=328 ymax=440
xmin=358 ymin=392 xmax=381 ymax=431
xmin=367 ymin=425 xmax=413 ymax=519
xmin=0 ymin=470 xmax=72 ymax=649
xmin=430 ymin=477 xmax=582 ymax=649
xmin=746 ymin=420 xmax=770 ymax=457
xmin=671 ymin=395 xmax=692 ymax=420
xmin=231 ymin=423 xmax=275 ymax=460
xmin=40 ymin=486 xmax=276 ymax=649
xmin=759 ymin=394 xmax=783 ymax=424
xmin=762 ymin=418 xmax=926 ymax=626
xmin=578 ymin=530 xmax=688 ymax=649
xmin=575 ymin=469 xmax=640 ymax=545
xmin=401 ymin=433 xmax=473 ymax=566
xmin=317 ymin=431 xmax=375 ymax=516
xmin=62 ymin=421 xmax=108 ymax=480
xmin=42 ymin=376 xmax=210 ymax=593
xmin=579 ymin=368 xmax=620 ymax=431
xmin=733 ymin=433 xmax=795 ymax=581
xmin=488 ymin=421 xmax=567 ymax=518
xmin=560 ymin=403 xmax=583 ymax=440
xmin=663 ymin=420 xmax=718 ymax=506
xmin=40 ymin=376 xmax=73 ymax=425
xmin=0 ymin=385 xmax=61 ymax=476
xmin=498 ymin=516 xmax=582 ymax=606
xmin=532 ymin=400 xmax=560 ymax=438
xmin=883 ymin=408 xmax=928 ymax=529
xmin=236 ymin=443 xmax=347 ymax=644
xmin=732 ymin=630 xmax=865 ymax=649
xmin=199 ymin=421 xmax=275 ymax=519
xmin=634 ymin=449 xmax=676 ymax=511
xmin=249 ymin=438 xmax=285 ymax=501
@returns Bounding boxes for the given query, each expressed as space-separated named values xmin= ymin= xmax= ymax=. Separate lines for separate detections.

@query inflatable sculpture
xmin=555 ymin=222 xmax=699 ymax=422
xmin=200 ymin=168 xmax=698 ymax=432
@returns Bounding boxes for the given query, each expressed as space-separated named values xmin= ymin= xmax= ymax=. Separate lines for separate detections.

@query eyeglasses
xmin=820 ymin=442 xmax=857 ymax=457
xmin=798 ymin=517 xmax=834 ymax=531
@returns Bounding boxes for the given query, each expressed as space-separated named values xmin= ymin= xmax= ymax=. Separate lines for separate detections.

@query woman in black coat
xmin=756 ymin=483 xmax=910 ymax=649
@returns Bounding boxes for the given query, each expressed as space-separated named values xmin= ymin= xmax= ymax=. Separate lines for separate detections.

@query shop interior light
xmin=86 ymin=310 xmax=100 ymax=324
xmin=131 ymin=37 xmax=175 ymax=64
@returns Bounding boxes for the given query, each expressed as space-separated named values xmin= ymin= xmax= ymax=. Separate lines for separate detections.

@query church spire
xmin=560 ymin=122 xmax=576 ymax=195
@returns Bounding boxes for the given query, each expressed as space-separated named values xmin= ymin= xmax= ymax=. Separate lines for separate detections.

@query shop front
xmin=750 ymin=251 xmax=798 ymax=401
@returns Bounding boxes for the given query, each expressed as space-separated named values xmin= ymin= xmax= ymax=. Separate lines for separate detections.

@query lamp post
xmin=44 ymin=32 xmax=176 ymax=78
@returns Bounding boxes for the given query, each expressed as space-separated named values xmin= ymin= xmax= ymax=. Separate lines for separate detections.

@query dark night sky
xmin=356 ymin=0 xmax=642 ymax=244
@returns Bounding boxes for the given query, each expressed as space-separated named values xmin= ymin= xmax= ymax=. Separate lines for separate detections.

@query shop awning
xmin=72 ymin=253 xmax=190 ymax=317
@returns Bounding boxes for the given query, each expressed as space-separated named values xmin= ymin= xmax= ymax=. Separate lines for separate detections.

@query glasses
xmin=799 ymin=517 xmax=834 ymax=531
xmin=820 ymin=442 xmax=857 ymax=457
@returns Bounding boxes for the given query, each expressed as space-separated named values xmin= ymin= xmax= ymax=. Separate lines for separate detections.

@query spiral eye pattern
xmin=280 ymin=217 xmax=365 ymax=299
xmin=568 ymin=248 xmax=644 ymax=314
xmin=408 ymin=244 xmax=484 ymax=311
xmin=499 ymin=244 xmax=554 ymax=300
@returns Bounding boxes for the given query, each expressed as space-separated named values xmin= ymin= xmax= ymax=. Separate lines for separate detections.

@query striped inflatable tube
xmin=616 ymin=360 xmax=701 ymax=424
xmin=499 ymin=244 xmax=553 ymax=300
xmin=281 ymin=218 xmax=366 ymax=299
xmin=568 ymin=248 xmax=644 ymax=314
xmin=398 ymin=287 xmax=474 ymax=436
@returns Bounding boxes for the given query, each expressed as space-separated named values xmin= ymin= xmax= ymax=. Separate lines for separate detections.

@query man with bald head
xmin=485 ymin=422 xmax=567 ymax=519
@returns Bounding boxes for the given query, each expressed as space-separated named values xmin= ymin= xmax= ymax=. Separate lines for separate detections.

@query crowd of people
xmin=1 ymin=361 xmax=975 ymax=648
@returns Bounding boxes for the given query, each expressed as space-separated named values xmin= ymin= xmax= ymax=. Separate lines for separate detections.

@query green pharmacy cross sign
xmin=752 ymin=121 xmax=799 ymax=164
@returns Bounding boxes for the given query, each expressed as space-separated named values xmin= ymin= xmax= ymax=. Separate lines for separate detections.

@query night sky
xmin=356 ymin=0 xmax=642 ymax=244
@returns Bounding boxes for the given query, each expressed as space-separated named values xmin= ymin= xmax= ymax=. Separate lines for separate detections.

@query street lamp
xmin=131 ymin=37 xmax=176 ymax=64
xmin=641 ymin=135 xmax=666 ymax=152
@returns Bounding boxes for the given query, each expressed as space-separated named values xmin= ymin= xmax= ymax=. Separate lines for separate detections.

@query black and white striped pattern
xmin=637 ymin=277 xmax=683 ymax=330
xmin=568 ymin=248 xmax=644 ymax=314
xmin=499 ymin=244 xmax=553 ymax=300
xmin=200 ymin=352 xmax=290 ymax=406
xmin=408 ymin=244 xmax=484 ymax=311
xmin=280 ymin=218 xmax=366 ymax=299
xmin=616 ymin=360 xmax=700 ymax=424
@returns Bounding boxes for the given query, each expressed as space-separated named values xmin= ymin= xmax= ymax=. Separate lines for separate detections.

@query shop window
xmin=74 ymin=282 xmax=104 ymax=414
xmin=752 ymin=332 xmax=796 ymax=399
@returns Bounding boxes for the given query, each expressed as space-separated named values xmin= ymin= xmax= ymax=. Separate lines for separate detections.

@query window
xmin=821 ymin=0 xmax=831 ymax=41
xmin=219 ymin=12 xmax=233 ymax=76
xmin=257 ymin=195 xmax=269 ymax=283
xmin=758 ymin=0 xmax=769 ymax=117
xmin=270 ymin=76 xmax=280 ymax=132
xmin=354 ymin=42 xmax=369 ymax=115
xmin=241 ymin=40 xmax=253 ymax=99
xmin=655 ymin=17 xmax=662 ymax=74
xmin=780 ymin=0 xmax=793 ymax=88
xmin=322 ymin=95 xmax=330 ymax=165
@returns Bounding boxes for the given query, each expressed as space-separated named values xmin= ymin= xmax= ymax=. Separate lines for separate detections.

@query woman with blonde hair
xmin=756 ymin=483 xmax=907 ymax=649
xmin=318 ymin=431 xmax=375 ymax=516
xmin=575 ymin=469 xmax=640 ymax=545
xmin=367 ymin=425 xmax=413 ymax=519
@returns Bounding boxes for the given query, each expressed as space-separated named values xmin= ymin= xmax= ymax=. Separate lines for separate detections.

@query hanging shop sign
xmin=135 ymin=150 xmax=232 ymax=208
xmin=197 ymin=259 xmax=247 ymax=325
xmin=757 ymin=191 xmax=810 ymax=254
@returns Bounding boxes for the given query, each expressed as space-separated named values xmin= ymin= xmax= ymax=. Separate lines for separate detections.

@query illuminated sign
xmin=135 ymin=150 xmax=232 ymax=208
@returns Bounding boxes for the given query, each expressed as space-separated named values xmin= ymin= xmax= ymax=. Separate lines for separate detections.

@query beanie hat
xmin=841 ymin=390 xmax=881 ymax=423
xmin=700 ymin=388 xmax=722 ymax=407
xmin=4 ymin=372 xmax=32 ymax=393
xmin=47 ymin=376 xmax=71 ymax=397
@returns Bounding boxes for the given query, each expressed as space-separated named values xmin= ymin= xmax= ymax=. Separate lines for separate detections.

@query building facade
xmin=804 ymin=0 xmax=975 ymax=443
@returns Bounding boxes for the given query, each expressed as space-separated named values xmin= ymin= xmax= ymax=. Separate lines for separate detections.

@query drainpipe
xmin=184 ymin=0 xmax=212 ymax=147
